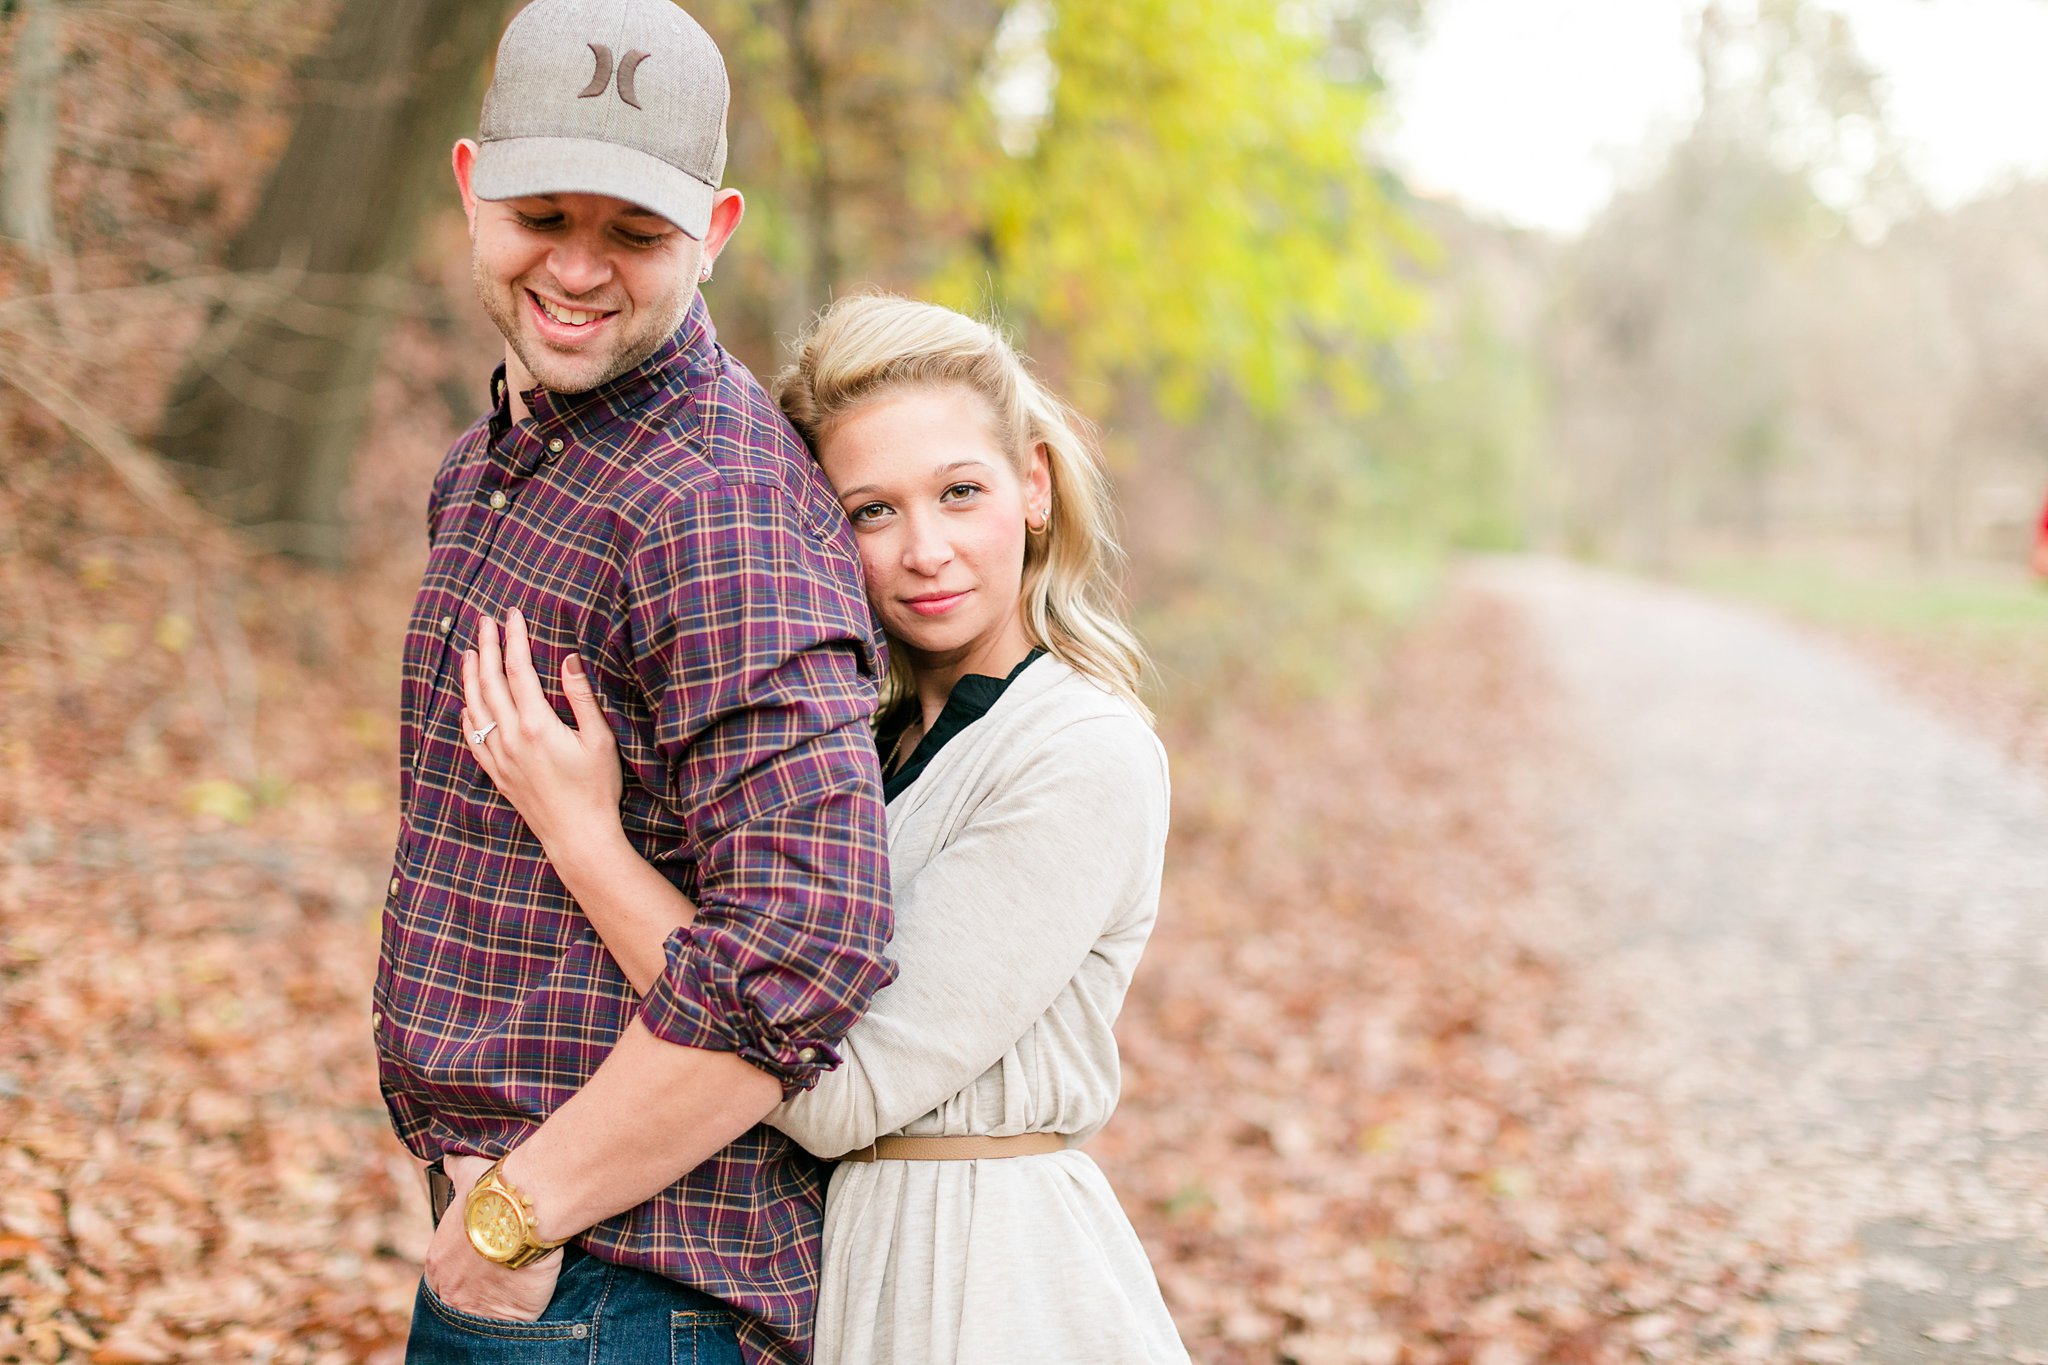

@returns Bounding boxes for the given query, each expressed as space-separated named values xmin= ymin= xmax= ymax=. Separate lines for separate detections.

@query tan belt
xmin=837 ymin=1133 xmax=1067 ymax=1163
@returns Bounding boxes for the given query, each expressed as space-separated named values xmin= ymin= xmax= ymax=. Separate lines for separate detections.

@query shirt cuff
xmin=637 ymin=925 xmax=850 ymax=1097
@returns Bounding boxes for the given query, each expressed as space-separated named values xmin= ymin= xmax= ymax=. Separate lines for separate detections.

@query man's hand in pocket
xmin=421 ymin=1154 xmax=563 ymax=1322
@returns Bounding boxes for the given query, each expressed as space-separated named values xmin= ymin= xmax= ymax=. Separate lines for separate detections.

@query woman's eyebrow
xmin=839 ymin=459 xmax=997 ymax=501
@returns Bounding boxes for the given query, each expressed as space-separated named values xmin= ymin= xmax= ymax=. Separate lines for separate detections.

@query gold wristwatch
xmin=463 ymin=1158 xmax=568 ymax=1269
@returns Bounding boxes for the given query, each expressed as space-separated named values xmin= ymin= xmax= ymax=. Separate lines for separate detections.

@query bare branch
xmin=0 ymin=345 xmax=233 ymax=547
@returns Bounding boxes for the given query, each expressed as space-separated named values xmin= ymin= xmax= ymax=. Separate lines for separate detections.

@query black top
xmin=877 ymin=649 xmax=1047 ymax=802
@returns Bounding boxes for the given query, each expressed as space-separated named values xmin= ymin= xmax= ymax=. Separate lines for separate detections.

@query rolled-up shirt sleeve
xmin=624 ymin=480 xmax=894 ymax=1096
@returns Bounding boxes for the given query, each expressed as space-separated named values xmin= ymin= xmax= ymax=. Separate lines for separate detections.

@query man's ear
xmin=452 ymin=139 xmax=481 ymax=231
xmin=701 ymin=188 xmax=745 ymax=265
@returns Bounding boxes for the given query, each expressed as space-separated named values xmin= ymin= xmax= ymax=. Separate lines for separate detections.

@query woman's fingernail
xmin=565 ymin=655 xmax=584 ymax=675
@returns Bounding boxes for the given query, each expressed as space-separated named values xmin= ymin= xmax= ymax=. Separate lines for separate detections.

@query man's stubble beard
xmin=472 ymin=249 xmax=698 ymax=397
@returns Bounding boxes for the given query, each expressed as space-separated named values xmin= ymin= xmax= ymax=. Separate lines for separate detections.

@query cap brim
xmin=473 ymin=136 xmax=715 ymax=240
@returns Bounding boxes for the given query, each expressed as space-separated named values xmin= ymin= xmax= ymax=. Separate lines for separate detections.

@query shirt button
xmin=487 ymin=490 xmax=509 ymax=511
xmin=388 ymin=876 xmax=401 ymax=896
xmin=437 ymin=614 xmax=454 ymax=635
xmin=797 ymin=1047 xmax=818 ymax=1063
xmin=546 ymin=438 xmax=565 ymax=455
xmin=371 ymin=1011 xmax=383 ymax=1030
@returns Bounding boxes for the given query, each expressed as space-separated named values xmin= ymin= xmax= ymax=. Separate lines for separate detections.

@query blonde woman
xmin=459 ymin=293 xmax=1189 ymax=1363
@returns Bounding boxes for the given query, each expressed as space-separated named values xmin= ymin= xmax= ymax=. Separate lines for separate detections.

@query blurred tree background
xmin=0 ymin=0 xmax=1479 ymax=699
xmin=5 ymin=0 xmax=2048 ymax=1359
xmin=4 ymin=0 xmax=2043 ymax=667
xmin=1535 ymin=0 xmax=2048 ymax=577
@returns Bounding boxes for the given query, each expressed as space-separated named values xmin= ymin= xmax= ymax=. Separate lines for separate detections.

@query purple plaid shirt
xmin=373 ymin=295 xmax=893 ymax=1364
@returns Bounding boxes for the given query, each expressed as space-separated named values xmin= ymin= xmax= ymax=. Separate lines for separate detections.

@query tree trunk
xmin=3 ymin=0 xmax=63 ymax=257
xmin=156 ymin=0 xmax=515 ymax=566
xmin=779 ymin=0 xmax=838 ymax=312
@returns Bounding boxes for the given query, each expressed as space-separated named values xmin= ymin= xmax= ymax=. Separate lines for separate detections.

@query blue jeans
xmin=406 ymin=1247 xmax=744 ymax=1364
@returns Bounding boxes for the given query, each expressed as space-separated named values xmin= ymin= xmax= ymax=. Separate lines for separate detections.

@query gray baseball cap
xmin=474 ymin=0 xmax=729 ymax=239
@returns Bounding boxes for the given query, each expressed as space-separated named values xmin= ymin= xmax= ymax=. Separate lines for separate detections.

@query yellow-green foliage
xmin=934 ymin=0 xmax=1428 ymax=417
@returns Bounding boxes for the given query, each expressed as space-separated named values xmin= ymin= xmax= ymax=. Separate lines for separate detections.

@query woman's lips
xmin=904 ymin=591 xmax=969 ymax=617
xmin=527 ymin=289 xmax=617 ymax=345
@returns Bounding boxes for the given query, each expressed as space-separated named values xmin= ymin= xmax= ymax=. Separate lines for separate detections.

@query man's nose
xmin=547 ymin=233 xmax=614 ymax=297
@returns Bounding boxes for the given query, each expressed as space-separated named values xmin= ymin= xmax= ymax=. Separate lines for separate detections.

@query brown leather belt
xmin=837 ymin=1133 xmax=1067 ymax=1163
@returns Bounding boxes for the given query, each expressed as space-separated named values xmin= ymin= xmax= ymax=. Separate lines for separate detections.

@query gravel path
xmin=1483 ymin=557 xmax=2048 ymax=1363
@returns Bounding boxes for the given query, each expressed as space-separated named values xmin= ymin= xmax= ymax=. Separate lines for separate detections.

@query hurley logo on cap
xmin=577 ymin=44 xmax=649 ymax=109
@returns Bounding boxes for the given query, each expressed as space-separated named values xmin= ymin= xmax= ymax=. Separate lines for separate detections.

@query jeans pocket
xmin=407 ymin=1277 xmax=596 ymax=1363
xmin=669 ymin=1308 xmax=744 ymax=1365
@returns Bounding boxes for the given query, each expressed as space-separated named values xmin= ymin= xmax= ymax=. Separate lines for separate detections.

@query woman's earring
xmin=699 ymin=260 xmax=714 ymax=283
xmin=1027 ymin=504 xmax=1051 ymax=536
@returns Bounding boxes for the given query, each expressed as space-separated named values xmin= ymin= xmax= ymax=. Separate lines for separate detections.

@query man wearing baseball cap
xmin=372 ymin=1 xmax=892 ymax=1359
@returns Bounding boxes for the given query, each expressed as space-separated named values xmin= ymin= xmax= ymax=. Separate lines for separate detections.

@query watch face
xmin=466 ymin=1188 xmax=526 ymax=1261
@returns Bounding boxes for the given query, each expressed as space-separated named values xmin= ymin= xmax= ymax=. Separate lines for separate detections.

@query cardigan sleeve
xmin=768 ymin=708 xmax=1169 ymax=1157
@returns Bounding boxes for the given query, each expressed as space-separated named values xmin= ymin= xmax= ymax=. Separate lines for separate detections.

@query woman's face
xmin=817 ymin=384 xmax=1049 ymax=682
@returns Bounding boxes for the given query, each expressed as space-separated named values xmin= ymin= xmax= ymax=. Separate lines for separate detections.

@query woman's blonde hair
xmin=776 ymin=293 xmax=1151 ymax=722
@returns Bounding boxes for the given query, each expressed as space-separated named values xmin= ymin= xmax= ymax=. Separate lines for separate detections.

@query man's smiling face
xmin=469 ymin=187 xmax=701 ymax=397
xmin=454 ymin=135 xmax=708 ymax=398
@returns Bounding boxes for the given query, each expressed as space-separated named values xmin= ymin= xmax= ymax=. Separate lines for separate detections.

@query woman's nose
xmin=902 ymin=516 xmax=953 ymax=573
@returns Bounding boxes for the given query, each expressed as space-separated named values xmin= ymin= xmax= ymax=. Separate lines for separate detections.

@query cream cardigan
xmin=771 ymin=655 xmax=1189 ymax=1365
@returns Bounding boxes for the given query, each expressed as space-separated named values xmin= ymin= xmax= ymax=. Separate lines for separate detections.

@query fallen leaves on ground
xmin=1 ymin=455 xmax=424 ymax=1363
